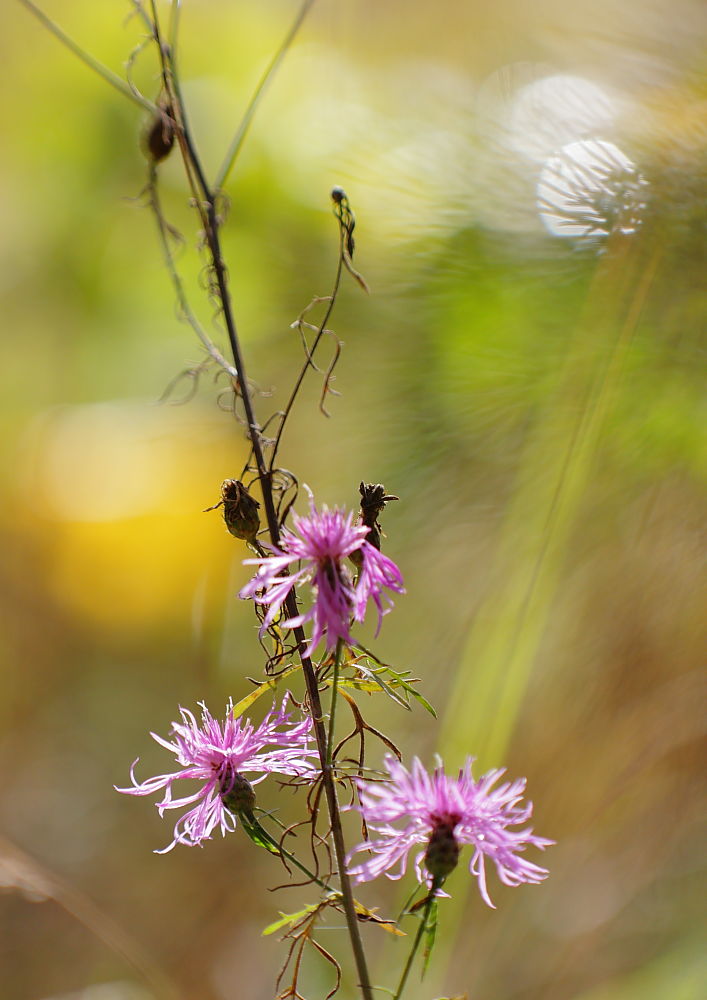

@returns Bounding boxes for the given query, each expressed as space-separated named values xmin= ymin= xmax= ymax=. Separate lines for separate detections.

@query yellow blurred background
xmin=1 ymin=1 xmax=705 ymax=999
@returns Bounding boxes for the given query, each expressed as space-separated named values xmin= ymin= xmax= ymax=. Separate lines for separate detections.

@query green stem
xmin=147 ymin=18 xmax=374 ymax=998
xmin=244 ymin=810 xmax=333 ymax=894
xmin=17 ymin=0 xmax=157 ymax=113
xmin=393 ymin=891 xmax=436 ymax=1000
xmin=147 ymin=167 xmax=237 ymax=378
xmin=168 ymin=0 xmax=182 ymax=65
xmin=213 ymin=0 xmax=316 ymax=191
xmin=326 ymin=639 xmax=344 ymax=771
xmin=396 ymin=882 xmax=426 ymax=925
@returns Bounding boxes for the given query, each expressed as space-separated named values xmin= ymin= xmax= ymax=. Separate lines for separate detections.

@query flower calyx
xmin=219 ymin=767 xmax=257 ymax=815
xmin=424 ymin=817 xmax=461 ymax=880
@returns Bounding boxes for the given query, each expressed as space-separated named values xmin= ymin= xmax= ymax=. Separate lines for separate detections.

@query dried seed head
xmin=206 ymin=479 xmax=261 ymax=543
xmin=143 ymin=104 xmax=175 ymax=163
xmin=358 ymin=482 xmax=399 ymax=533
xmin=350 ymin=482 xmax=399 ymax=568
xmin=424 ymin=820 xmax=460 ymax=880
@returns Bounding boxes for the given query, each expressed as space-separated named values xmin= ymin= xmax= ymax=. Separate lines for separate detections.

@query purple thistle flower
xmin=239 ymin=495 xmax=404 ymax=657
xmin=347 ymin=755 xmax=553 ymax=907
xmin=115 ymin=697 xmax=317 ymax=853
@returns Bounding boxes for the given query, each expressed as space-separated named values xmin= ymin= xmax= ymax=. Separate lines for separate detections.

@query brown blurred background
xmin=1 ymin=1 xmax=705 ymax=998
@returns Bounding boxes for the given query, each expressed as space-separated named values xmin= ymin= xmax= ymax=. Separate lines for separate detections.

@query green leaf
xmin=422 ymin=898 xmax=439 ymax=978
xmin=331 ymin=672 xmax=409 ymax=711
xmin=262 ymin=903 xmax=319 ymax=936
xmin=383 ymin=665 xmax=437 ymax=717
xmin=348 ymin=643 xmax=437 ymax=717
xmin=238 ymin=810 xmax=281 ymax=855
xmin=401 ymin=683 xmax=436 ymax=718
xmin=353 ymin=899 xmax=406 ymax=937
xmin=231 ymin=664 xmax=302 ymax=719
xmin=356 ymin=662 xmax=412 ymax=711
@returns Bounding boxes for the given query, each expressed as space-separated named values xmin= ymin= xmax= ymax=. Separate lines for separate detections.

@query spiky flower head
xmin=239 ymin=493 xmax=404 ymax=657
xmin=115 ymin=697 xmax=316 ymax=853
xmin=348 ymin=755 xmax=553 ymax=907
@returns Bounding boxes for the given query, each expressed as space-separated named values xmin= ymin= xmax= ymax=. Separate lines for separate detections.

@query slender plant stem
xmin=393 ymin=894 xmax=435 ymax=1000
xmin=214 ymin=0 xmax=317 ymax=192
xmin=147 ymin=168 xmax=237 ymax=378
xmin=150 ymin=2 xmax=212 ymax=210
xmin=151 ymin=27 xmax=374 ymax=1000
xmin=204 ymin=177 xmax=375 ymax=1000
xmin=168 ymin=0 xmax=182 ymax=64
xmin=245 ymin=812 xmax=332 ymax=894
xmin=268 ymin=245 xmax=345 ymax=474
xmin=326 ymin=639 xmax=344 ymax=770
xmin=17 ymin=0 xmax=157 ymax=113
xmin=396 ymin=882 xmax=425 ymax=925
xmin=198 ymin=226 xmax=375 ymax=996
xmin=214 ymin=249 xmax=374 ymax=999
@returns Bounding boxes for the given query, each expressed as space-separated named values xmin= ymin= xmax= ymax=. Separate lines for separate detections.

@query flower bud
xmin=143 ymin=104 xmax=175 ymax=163
xmin=220 ymin=769 xmax=256 ymax=814
xmin=424 ymin=821 xmax=460 ymax=880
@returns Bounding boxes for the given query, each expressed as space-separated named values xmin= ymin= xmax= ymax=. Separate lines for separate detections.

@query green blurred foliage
xmin=1 ymin=2 xmax=705 ymax=999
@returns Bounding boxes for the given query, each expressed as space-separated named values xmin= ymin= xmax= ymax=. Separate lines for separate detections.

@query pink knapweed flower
xmin=239 ymin=495 xmax=404 ymax=657
xmin=347 ymin=755 xmax=553 ymax=907
xmin=115 ymin=697 xmax=316 ymax=853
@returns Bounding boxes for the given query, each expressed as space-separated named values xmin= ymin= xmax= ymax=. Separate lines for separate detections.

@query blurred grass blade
xmin=214 ymin=0 xmax=316 ymax=191
xmin=17 ymin=0 xmax=157 ymax=113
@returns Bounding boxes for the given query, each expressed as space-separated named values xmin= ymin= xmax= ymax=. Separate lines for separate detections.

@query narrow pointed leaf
xmin=262 ymin=904 xmax=319 ymax=936
xmin=231 ymin=664 xmax=302 ymax=718
xmin=353 ymin=900 xmax=406 ymax=937
xmin=422 ymin=899 xmax=439 ymax=978
xmin=238 ymin=811 xmax=281 ymax=855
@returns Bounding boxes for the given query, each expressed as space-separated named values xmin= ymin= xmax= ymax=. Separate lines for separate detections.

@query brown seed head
xmin=206 ymin=479 xmax=261 ymax=543
xmin=357 ymin=481 xmax=399 ymax=547
xmin=350 ymin=482 xmax=399 ymax=569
